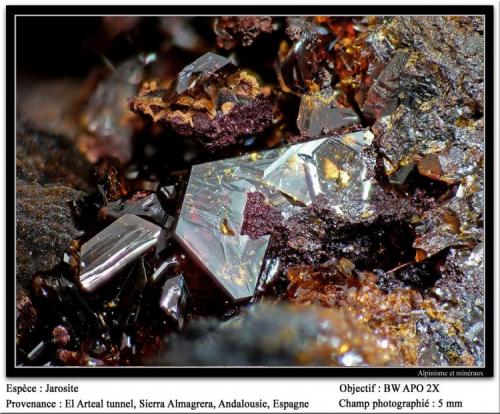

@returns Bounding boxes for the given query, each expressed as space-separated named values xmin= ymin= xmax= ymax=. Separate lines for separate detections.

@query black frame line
xmin=5 ymin=4 xmax=494 ymax=378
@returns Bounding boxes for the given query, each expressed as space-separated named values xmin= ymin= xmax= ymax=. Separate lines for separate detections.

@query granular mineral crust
xmin=16 ymin=296 xmax=37 ymax=345
xmin=16 ymin=180 xmax=85 ymax=289
xmin=16 ymin=122 xmax=93 ymax=192
xmin=288 ymin=266 xmax=479 ymax=366
xmin=241 ymin=192 xmax=283 ymax=240
xmin=214 ymin=16 xmax=274 ymax=49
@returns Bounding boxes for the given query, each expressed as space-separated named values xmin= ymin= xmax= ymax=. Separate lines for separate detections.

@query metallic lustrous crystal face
xmin=79 ymin=214 xmax=161 ymax=292
xmin=170 ymin=52 xmax=234 ymax=97
xmin=175 ymin=149 xmax=284 ymax=301
xmin=263 ymin=138 xmax=327 ymax=205
xmin=279 ymin=20 xmax=335 ymax=93
xmin=99 ymin=193 xmax=171 ymax=226
xmin=310 ymin=138 xmax=372 ymax=202
xmin=160 ymin=275 xmax=188 ymax=329
xmin=262 ymin=131 xmax=373 ymax=206
xmin=175 ymin=131 xmax=374 ymax=301
xmin=297 ymin=88 xmax=360 ymax=136
xmin=358 ymin=51 xmax=410 ymax=121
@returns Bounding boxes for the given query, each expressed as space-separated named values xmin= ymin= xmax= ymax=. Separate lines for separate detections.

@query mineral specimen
xmin=413 ymin=189 xmax=482 ymax=260
xmin=79 ymin=214 xmax=161 ymax=292
xmin=174 ymin=151 xmax=279 ymax=301
xmin=362 ymin=16 xmax=484 ymax=191
xmin=358 ymin=50 xmax=409 ymax=122
xmin=240 ymin=191 xmax=283 ymax=240
xmin=273 ymin=182 xmax=419 ymax=273
xmin=94 ymin=157 xmax=130 ymax=202
xmin=176 ymin=131 xmax=375 ymax=301
xmin=170 ymin=52 xmax=235 ymax=97
xmin=374 ymin=103 xmax=483 ymax=186
xmin=129 ymin=52 xmax=273 ymax=150
xmin=15 ymin=15 xmax=485 ymax=369
xmin=288 ymin=265 xmax=478 ymax=366
xmin=16 ymin=296 xmax=37 ymax=344
xmin=262 ymin=131 xmax=373 ymax=207
xmin=16 ymin=122 xmax=92 ymax=191
xmin=287 ymin=258 xmax=358 ymax=307
xmin=433 ymin=244 xmax=484 ymax=365
xmin=51 ymin=325 xmax=71 ymax=347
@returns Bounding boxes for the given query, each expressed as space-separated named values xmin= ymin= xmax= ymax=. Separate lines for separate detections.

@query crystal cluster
xmin=129 ymin=52 xmax=274 ymax=150
xmin=287 ymin=263 xmax=476 ymax=366
xmin=16 ymin=15 xmax=485 ymax=368
xmin=174 ymin=131 xmax=373 ymax=301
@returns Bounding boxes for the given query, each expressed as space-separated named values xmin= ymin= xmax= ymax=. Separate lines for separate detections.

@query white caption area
xmin=1 ymin=378 xmax=500 ymax=412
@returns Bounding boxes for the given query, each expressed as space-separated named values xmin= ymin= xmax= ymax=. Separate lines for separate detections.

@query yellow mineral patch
xmin=232 ymin=70 xmax=261 ymax=97
xmin=339 ymin=170 xmax=351 ymax=187
xmin=221 ymin=101 xmax=235 ymax=114
xmin=323 ymin=158 xmax=340 ymax=180
xmin=339 ymin=344 xmax=350 ymax=354
xmin=220 ymin=217 xmax=236 ymax=236
xmin=286 ymin=155 xmax=301 ymax=171
xmin=249 ymin=152 xmax=261 ymax=162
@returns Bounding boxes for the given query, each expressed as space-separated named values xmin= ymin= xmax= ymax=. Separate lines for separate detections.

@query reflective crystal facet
xmin=171 ymin=52 xmax=234 ymax=97
xmin=99 ymin=192 xmax=172 ymax=227
xmin=387 ymin=162 xmax=415 ymax=186
xmin=263 ymin=132 xmax=373 ymax=206
xmin=80 ymin=214 xmax=161 ymax=292
xmin=297 ymin=88 xmax=361 ymax=137
xmin=263 ymin=138 xmax=327 ymax=205
xmin=280 ymin=20 xmax=335 ymax=92
xmin=159 ymin=275 xmax=188 ymax=329
xmin=310 ymin=138 xmax=372 ymax=201
xmin=175 ymin=149 xmax=283 ymax=301
xmin=358 ymin=51 xmax=410 ymax=121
